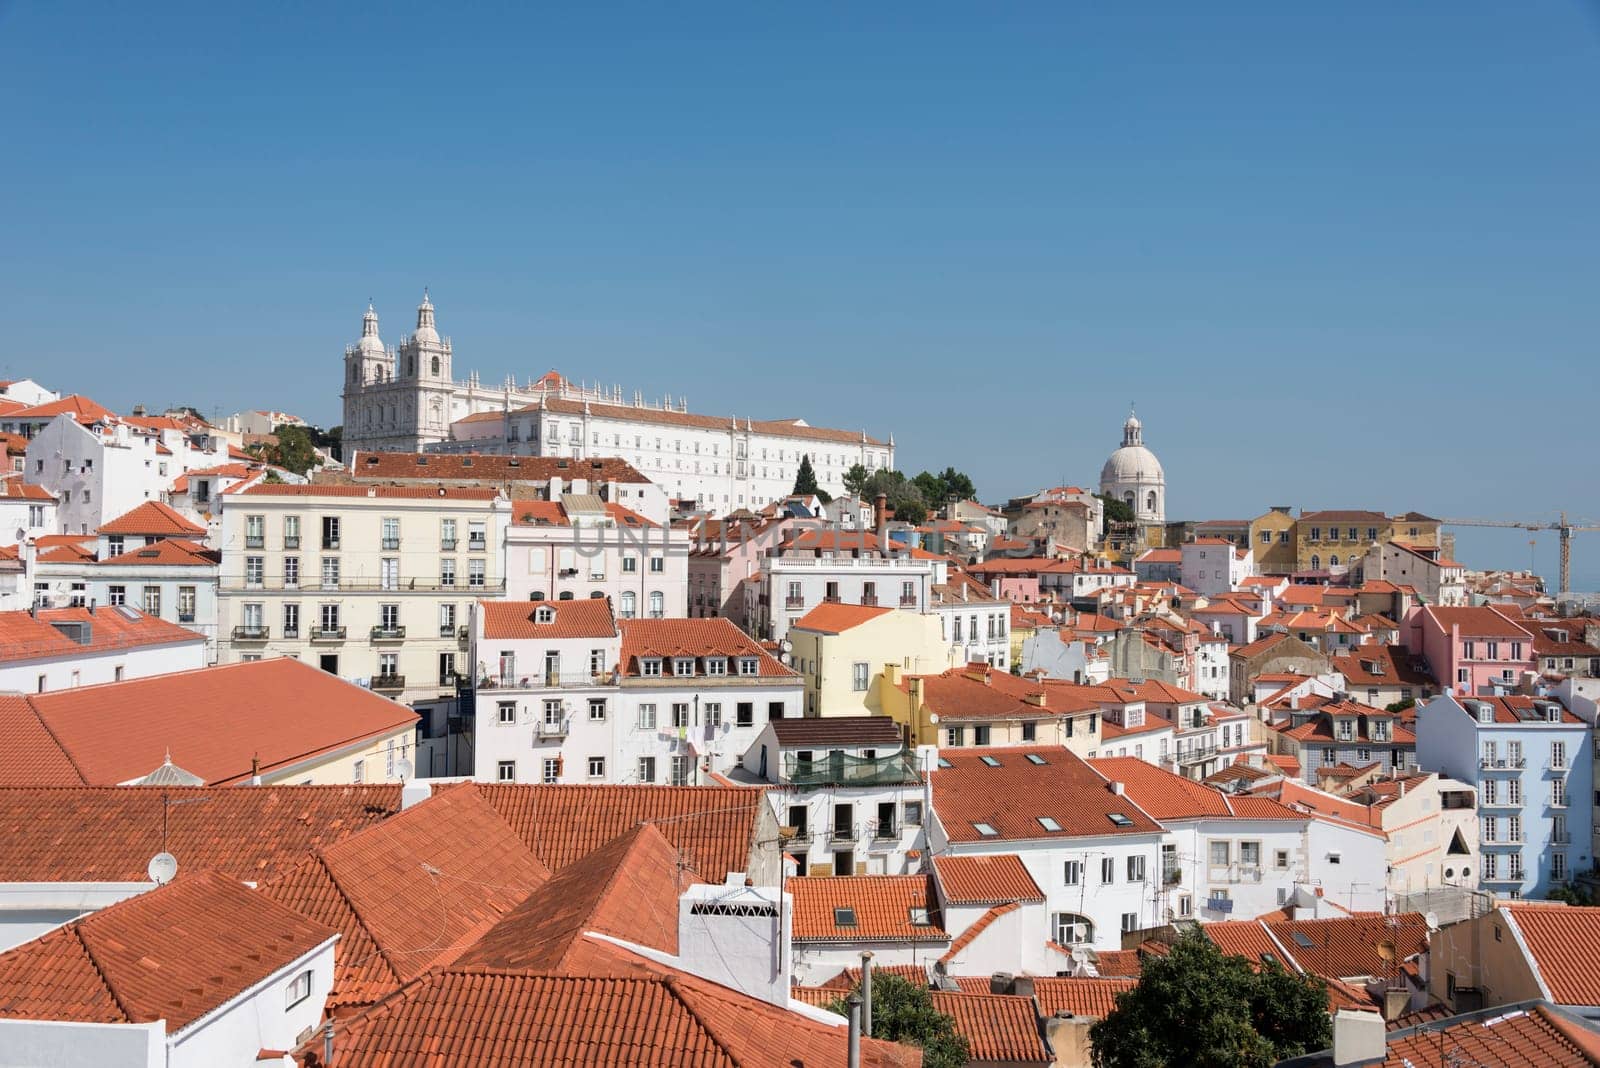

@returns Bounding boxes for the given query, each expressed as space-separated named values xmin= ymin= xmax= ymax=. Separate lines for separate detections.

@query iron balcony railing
xmin=232 ymin=625 xmax=270 ymax=641
xmin=372 ymin=674 xmax=406 ymax=691
xmin=221 ymin=578 xmax=506 ymax=593
xmin=311 ymin=626 xmax=347 ymax=641
xmin=371 ymin=626 xmax=407 ymax=641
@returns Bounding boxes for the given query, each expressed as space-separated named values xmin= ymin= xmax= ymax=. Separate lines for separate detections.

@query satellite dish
xmin=780 ymin=639 xmax=793 ymax=653
xmin=1424 ymin=911 xmax=1439 ymax=931
xmin=147 ymin=852 xmax=178 ymax=885
xmin=1376 ymin=940 xmax=1396 ymax=963
xmin=780 ymin=653 xmax=793 ymax=666
xmin=395 ymin=758 xmax=414 ymax=783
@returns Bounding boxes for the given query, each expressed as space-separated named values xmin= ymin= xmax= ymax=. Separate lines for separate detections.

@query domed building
xmin=1099 ymin=410 xmax=1165 ymax=527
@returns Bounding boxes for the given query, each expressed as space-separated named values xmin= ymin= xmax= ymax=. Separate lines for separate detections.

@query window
xmin=1508 ymin=778 xmax=1521 ymax=804
xmin=705 ymin=657 xmax=727 ymax=677
xmin=1127 ymin=855 xmax=1147 ymax=882
xmin=903 ymin=800 xmax=923 ymax=826
xmin=1063 ymin=859 xmax=1082 ymax=885
xmin=108 ymin=584 xmax=126 ymax=606
xmin=588 ymin=698 xmax=607 ymax=722
xmin=672 ymin=703 xmax=690 ymax=728
xmin=381 ymin=517 xmax=400 ymax=550
xmin=1240 ymin=841 xmax=1261 ymax=868
xmin=739 ymin=657 xmax=759 ymax=676
xmin=319 ymin=603 xmax=340 ymax=632
xmin=467 ymin=521 xmax=486 ymax=549
xmin=973 ymin=725 xmax=991 ymax=745
xmin=620 ymin=591 xmax=636 ymax=619
xmin=1210 ymin=841 xmax=1231 ymax=866
xmin=1053 ymin=913 xmax=1093 ymax=945
xmin=1101 ymin=857 xmax=1115 ymax=884
xmin=286 ymin=969 xmax=313 ymax=1009
xmin=142 ymin=586 xmax=161 ymax=615
xmin=1552 ymin=778 xmax=1567 ymax=808
xmin=379 ymin=602 xmax=400 ymax=631
xmin=498 ymin=702 xmax=516 ymax=725
xmin=440 ymin=518 xmax=457 ymax=549
xmin=352 ymin=759 xmax=365 ymax=783
xmin=439 ymin=557 xmax=456 ymax=587
xmin=637 ymin=757 xmax=656 ymax=783
xmin=852 ymin=661 xmax=869 ymax=692
xmin=623 ymin=556 xmax=638 ymax=573
xmin=737 ymin=702 xmax=754 ymax=727
xmin=587 ymin=756 xmax=605 ymax=779
xmin=497 ymin=760 xmax=516 ymax=782
xmin=542 ymin=758 xmax=560 ymax=784
xmin=468 ymin=559 xmax=486 ymax=588
xmin=705 ymin=703 xmax=722 ymax=728
xmin=1552 ymin=741 xmax=1568 ymax=771
xmin=1121 ymin=912 xmax=1139 ymax=934
xmin=245 ymin=556 xmax=264 ymax=586
xmin=321 ymin=556 xmax=341 ymax=589
xmin=649 ymin=555 xmax=664 ymax=573
xmin=283 ymin=603 xmax=300 ymax=638
xmin=945 ymin=726 xmax=965 ymax=747
xmin=322 ymin=516 xmax=340 ymax=549
xmin=637 ymin=703 xmax=657 ymax=729
xmin=1022 ymin=720 xmax=1036 ymax=742
xmin=670 ymin=755 xmax=690 ymax=786
xmin=648 ymin=591 xmax=664 ymax=618
xmin=1554 ymin=852 xmax=1568 ymax=880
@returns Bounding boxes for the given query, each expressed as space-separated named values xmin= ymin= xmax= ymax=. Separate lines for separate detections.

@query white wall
xmin=0 ymin=1019 xmax=164 ymax=1068
xmin=168 ymin=940 xmax=335 ymax=1068
xmin=0 ymin=635 xmax=207 ymax=695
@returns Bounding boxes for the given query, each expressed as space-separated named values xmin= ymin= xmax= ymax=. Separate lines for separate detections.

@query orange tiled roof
xmin=792 ymin=601 xmax=894 ymax=634
xmin=1422 ymin=605 xmax=1534 ymax=639
xmin=932 ymin=746 xmax=1163 ymax=843
xmin=619 ymin=617 xmax=796 ymax=678
xmin=788 ymin=875 xmax=947 ymax=942
xmin=0 ymin=473 xmax=54 ymax=500
xmin=0 ymin=870 xmax=333 ymax=1032
xmin=0 ymin=605 xmax=202 ymax=666
xmin=1503 ymin=904 xmax=1600 ymax=1006
xmin=933 ymin=854 xmax=1044 ymax=905
xmin=350 ymin=452 xmax=654 ymax=485
xmin=480 ymin=597 xmax=617 ymax=640
xmin=1030 ymin=976 xmax=1138 ymax=1018
xmin=260 ymin=784 xmax=550 ymax=1007
xmin=97 ymin=537 xmax=219 ymax=567
xmin=1090 ymin=756 xmax=1300 ymax=821
xmin=98 ymin=500 xmax=206 ymax=536
xmin=474 ymin=783 xmax=762 ymax=881
xmin=0 ymin=784 xmax=400 ymax=882
xmin=519 ymin=394 xmax=891 ymax=447
xmin=239 ymin=481 xmax=500 ymax=499
xmin=9 ymin=394 xmax=115 ymax=422
xmin=0 ymin=658 xmax=416 ymax=786
xmin=902 ymin=664 xmax=1103 ymax=722
xmin=1380 ymin=1002 xmax=1600 ymax=1067
xmin=929 ymin=991 xmax=1052 ymax=1063
xmin=1092 ymin=949 xmax=1143 ymax=977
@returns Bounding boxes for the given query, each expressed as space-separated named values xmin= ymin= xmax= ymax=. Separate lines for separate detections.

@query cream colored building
xmin=878 ymin=661 xmax=1104 ymax=756
xmin=216 ymin=482 xmax=510 ymax=705
xmin=786 ymin=603 xmax=948 ymax=717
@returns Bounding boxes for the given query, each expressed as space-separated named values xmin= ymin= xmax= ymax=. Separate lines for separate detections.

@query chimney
xmin=1025 ymin=691 xmax=1047 ymax=707
xmin=401 ymin=780 xmax=433 ymax=809
xmin=860 ymin=952 xmax=874 ymax=1037
xmin=249 ymin=754 xmax=262 ymax=786
xmin=847 ymin=994 xmax=862 ymax=1068
xmin=322 ymin=1019 xmax=335 ymax=1066
xmin=1330 ymin=1009 xmax=1385 ymax=1066
xmin=874 ymin=492 xmax=888 ymax=535
xmin=1382 ymin=987 xmax=1409 ymax=1022
xmin=1108 ymin=781 xmax=1125 ymax=796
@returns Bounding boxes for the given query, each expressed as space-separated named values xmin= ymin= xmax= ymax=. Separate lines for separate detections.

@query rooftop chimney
xmin=1330 ymin=1009 xmax=1385 ymax=1067
xmin=1108 ymin=781 xmax=1125 ymax=796
xmin=847 ymin=995 xmax=862 ymax=1068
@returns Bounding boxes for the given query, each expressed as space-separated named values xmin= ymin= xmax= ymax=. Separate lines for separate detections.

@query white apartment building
xmin=0 ymin=475 xmax=55 ymax=548
xmin=753 ymin=530 xmax=943 ymax=643
xmin=503 ymin=496 xmax=690 ymax=616
xmin=0 ymin=378 xmax=60 ymax=408
xmin=215 ymin=483 xmax=510 ymax=705
xmin=1181 ymin=538 xmax=1257 ymax=598
xmin=928 ymin=570 xmax=1012 ymax=670
xmin=735 ymin=716 xmax=929 ymax=877
xmin=340 ymin=296 xmax=894 ymax=509
xmin=465 ymin=603 xmax=801 ymax=787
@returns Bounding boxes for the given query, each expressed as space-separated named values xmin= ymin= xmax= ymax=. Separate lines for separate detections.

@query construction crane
xmin=1439 ymin=512 xmax=1600 ymax=596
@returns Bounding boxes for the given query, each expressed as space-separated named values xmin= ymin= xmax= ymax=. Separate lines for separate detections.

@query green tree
xmin=842 ymin=463 xmax=871 ymax=497
xmin=938 ymin=466 xmax=976 ymax=502
xmin=1089 ymin=932 xmax=1330 ymax=1068
xmin=791 ymin=454 xmax=830 ymax=503
xmin=1097 ymin=493 xmax=1135 ymax=524
xmin=912 ymin=471 xmax=946 ymax=508
xmin=1384 ymin=697 xmax=1416 ymax=715
xmin=825 ymin=974 xmax=970 ymax=1068
xmin=270 ymin=423 xmax=320 ymax=476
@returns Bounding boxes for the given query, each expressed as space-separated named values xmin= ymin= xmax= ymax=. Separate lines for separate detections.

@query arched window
xmin=431 ymin=355 xmax=440 ymax=375
xmin=1329 ymin=554 xmax=1340 ymax=567
xmin=1053 ymin=912 xmax=1094 ymax=945
xmin=1123 ymin=491 xmax=1134 ymax=507
xmin=1146 ymin=491 xmax=1157 ymax=513
xmin=649 ymin=591 xmax=664 ymax=618
xmin=620 ymin=591 xmax=636 ymax=619
xmin=1310 ymin=554 xmax=1321 ymax=570
xmin=407 ymin=356 xmax=416 ymax=376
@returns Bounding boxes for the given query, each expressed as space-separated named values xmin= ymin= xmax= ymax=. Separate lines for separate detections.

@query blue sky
xmin=2 ymin=2 xmax=1598 ymax=584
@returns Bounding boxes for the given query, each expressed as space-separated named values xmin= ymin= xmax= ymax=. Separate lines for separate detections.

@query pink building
xmin=965 ymin=557 xmax=1048 ymax=603
xmin=1413 ymin=605 xmax=1534 ymax=696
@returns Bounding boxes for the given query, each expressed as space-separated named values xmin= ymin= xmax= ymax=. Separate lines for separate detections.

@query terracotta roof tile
xmin=1091 ymin=949 xmax=1143 ymax=977
xmin=1422 ymin=605 xmax=1534 ymax=639
xmin=96 ymin=537 xmax=219 ymax=567
xmin=238 ymin=482 xmax=500 ymax=499
xmin=928 ymin=991 xmax=1051 ymax=1063
xmin=0 ymin=473 xmax=54 ymax=500
xmin=474 ymin=783 xmax=761 ymax=880
xmin=1503 ymin=904 xmax=1600 ymax=1006
xmin=0 ymin=658 xmax=416 ymax=787
xmin=932 ymin=746 xmax=1163 ymax=843
xmin=479 ymin=597 xmax=617 ymax=640
xmin=1030 ymin=976 xmax=1137 ymax=1018
xmin=1379 ymin=1002 xmax=1600 ymax=1067
xmin=0 ymin=606 xmax=203 ymax=667
xmin=97 ymin=500 xmax=206 ymax=536
xmin=0 ymin=870 xmax=332 ymax=1032
xmin=619 ymin=618 xmax=796 ymax=678
xmin=788 ymin=875 xmax=947 ymax=942
xmin=9 ymin=394 xmax=115 ymax=422
xmin=791 ymin=602 xmax=894 ymax=634
xmin=768 ymin=716 xmax=904 ymax=747
xmin=933 ymin=854 xmax=1044 ymax=905
xmin=350 ymin=452 xmax=653 ymax=485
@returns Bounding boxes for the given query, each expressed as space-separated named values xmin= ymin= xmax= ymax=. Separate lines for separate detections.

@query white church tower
xmin=394 ymin=290 xmax=455 ymax=445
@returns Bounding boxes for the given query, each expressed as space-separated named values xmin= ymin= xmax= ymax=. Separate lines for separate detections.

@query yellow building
xmin=1008 ymin=604 xmax=1054 ymax=666
xmin=1247 ymin=506 xmax=1299 ymax=575
xmin=1249 ymin=508 xmax=1446 ymax=576
xmin=786 ymin=603 xmax=948 ymax=718
xmin=877 ymin=661 xmax=1103 ymax=756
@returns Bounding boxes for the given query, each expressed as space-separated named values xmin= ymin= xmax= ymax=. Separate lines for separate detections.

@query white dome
xmin=1100 ymin=445 xmax=1164 ymax=487
xmin=357 ymin=332 xmax=386 ymax=354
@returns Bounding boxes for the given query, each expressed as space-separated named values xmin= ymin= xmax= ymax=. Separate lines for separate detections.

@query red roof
xmin=932 ymin=746 xmax=1163 ymax=843
xmin=480 ymin=597 xmax=617 ymax=640
xmin=618 ymin=618 xmax=796 ymax=678
xmin=10 ymin=394 xmax=115 ymax=422
xmin=788 ymin=875 xmax=947 ymax=942
xmin=928 ymin=991 xmax=1052 ymax=1063
xmin=0 ymin=605 xmax=203 ymax=666
xmin=792 ymin=601 xmax=894 ymax=634
xmin=1380 ymin=1002 xmax=1600 ymax=1067
xmin=261 ymin=784 xmax=550 ymax=1007
xmin=97 ymin=537 xmax=219 ymax=567
xmin=237 ymin=482 xmax=500 ymax=500
xmin=1089 ymin=757 xmax=1298 ymax=822
xmin=1503 ymin=904 xmax=1600 ymax=1006
xmin=0 ymin=784 xmax=401 ymax=882
xmin=1422 ymin=605 xmax=1534 ymax=639
xmin=473 ymin=783 xmax=762 ymax=881
xmin=0 ymin=473 xmax=54 ymax=500
xmin=1029 ymin=976 xmax=1138 ymax=1018
xmin=97 ymin=499 xmax=207 ymax=536
xmin=902 ymin=665 xmax=1102 ymax=722
xmin=933 ymin=854 xmax=1044 ymax=905
xmin=351 ymin=451 xmax=653 ymax=485
xmin=0 ymin=658 xmax=417 ymax=786
xmin=0 ymin=870 xmax=333 ymax=1032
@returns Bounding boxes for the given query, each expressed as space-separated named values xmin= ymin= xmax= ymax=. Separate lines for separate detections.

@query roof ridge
xmin=660 ymin=974 xmax=768 ymax=1068
xmin=70 ymin=923 xmax=136 ymax=1023
xmin=941 ymin=901 xmax=1019 ymax=964
xmin=21 ymin=695 xmax=90 ymax=785
xmin=311 ymin=849 xmax=407 ymax=991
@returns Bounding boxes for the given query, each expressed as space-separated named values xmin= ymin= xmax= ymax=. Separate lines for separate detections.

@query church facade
xmin=341 ymin=295 xmax=895 ymax=511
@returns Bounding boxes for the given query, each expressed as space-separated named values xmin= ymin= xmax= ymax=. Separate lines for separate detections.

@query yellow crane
xmin=1439 ymin=512 xmax=1600 ymax=596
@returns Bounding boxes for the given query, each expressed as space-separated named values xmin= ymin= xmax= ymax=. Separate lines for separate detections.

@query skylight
xmin=1107 ymin=813 xmax=1134 ymax=827
xmin=980 ymin=756 xmax=1001 ymax=767
xmin=1038 ymin=817 xmax=1062 ymax=832
xmin=1292 ymin=932 xmax=1315 ymax=950
xmin=1026 ymin=754 xmax=1047 ymax=765
xmin=908 ymin=907 xmax=931 ymax=926
xmin=834 ymin=907 xmax=857 ymax=927
xmin=973 ymin=822 xmax=999 ymax=837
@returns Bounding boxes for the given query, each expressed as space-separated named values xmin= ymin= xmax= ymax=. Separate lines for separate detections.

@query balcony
xmin=372 ymin=674 xmax=406 ymax=692
xmin=872 ymin=822 xmax=897 ymax=841
xmin=537 ymin=719 xmax=568 ymax=739
xmin=899 ymin=595 xmax=918 ymax=606
xmin=439 ymin=624 xmax=457 ymax=638
xmin=245 ymin=536 xmax=265 ymax=549
xmin=1480 ymin=756 xmax=1527 ymax=770
xmin=476 ymin=671 xmax=612 ymax=691
xmin=784 ymin=597 xmax=806 ymax=609
xmin=222 ymin=577 xmax=506 ymax=594
xmin=861 ymin=594 xmax=879 ymax=607
xmin=827 ymin=825 xmax=856 ymax=844
xmin=231 ymin=625 xmax=270 ymax=641
xmin=370 ymin=625 xmax=407 ymax=641
xmin=784 ymin=750 xmax=921 ymax=790
xmin=783 ymin=827 xmax=813 ymax=846
xmin=441 ymin=538 xmax=457 ymax=551
xmin=310 ymin=626 xmax=347 ymax=642
xmin=1553 ymin=831 xmax=1573 ymax=845
xmin=1175 ymin=743 xmax=1221 ymax=764
xmin=467 ymin=536 xmax=487 ymax=551
xmin=1547 ymin=761 xmax=1569 ymax=774
xmin=284 ymin=535 xmax=300 ymax=549
xmin=284 ymin=628 xmax=300 ymax=639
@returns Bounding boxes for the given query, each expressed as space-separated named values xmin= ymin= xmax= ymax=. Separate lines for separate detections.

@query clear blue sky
xmin=3 ymin=2 xmax=1598 ymax=584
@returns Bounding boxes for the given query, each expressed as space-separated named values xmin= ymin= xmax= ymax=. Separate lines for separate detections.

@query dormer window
xmin=738 ymin=657 xmax=759 ymax=676
xmin=705 ymin=657 xmax=727 ymax=676
xmin=1336 ymin=719 xmax=1355 ymax=742
xmin=534 ymin=606 xmax=555 ymax=624
xmin=641 ymin=658 xmax=663 ymax=678
xmin=673 ymin=657 xmax=696 ymax=677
